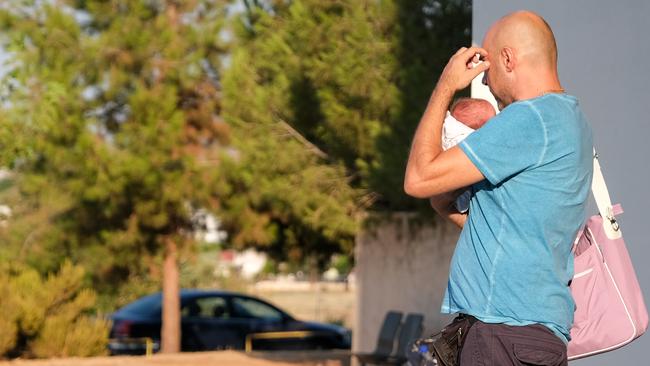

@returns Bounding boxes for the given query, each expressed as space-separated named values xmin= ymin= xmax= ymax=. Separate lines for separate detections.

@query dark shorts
xmin=406 ymin=319 xmax=567 ymax=366
xmin=459 ymin=320 xmax=568 ymax=366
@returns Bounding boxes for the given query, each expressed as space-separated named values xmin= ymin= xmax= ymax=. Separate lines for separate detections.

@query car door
xmin=181 ymin=295 xmax=240 ymax=350
xmin=230 ymin=296 xmax=290 ymax=349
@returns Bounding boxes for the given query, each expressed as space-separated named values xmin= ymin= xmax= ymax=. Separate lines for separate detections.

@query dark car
xmin=108 ymin=289 xmax=351 ymax=354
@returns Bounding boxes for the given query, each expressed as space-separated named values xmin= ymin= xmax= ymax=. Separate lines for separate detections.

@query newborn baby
xmin=442 ymin=98 xmax=496 ymax=212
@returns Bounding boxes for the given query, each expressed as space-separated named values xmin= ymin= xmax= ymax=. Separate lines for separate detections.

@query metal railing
xmin=108 ymin=337 xmax=155 ymax=356
xmin=245 ymin=331 xmax=328 ymax=352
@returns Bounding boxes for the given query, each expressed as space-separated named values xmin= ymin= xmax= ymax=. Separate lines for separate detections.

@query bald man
xmin=404 ymin=11 xmax=592 ymax=366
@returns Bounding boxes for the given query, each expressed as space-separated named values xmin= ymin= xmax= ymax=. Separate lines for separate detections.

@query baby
xmin=442 ymin=97 xmax=496 ymax=213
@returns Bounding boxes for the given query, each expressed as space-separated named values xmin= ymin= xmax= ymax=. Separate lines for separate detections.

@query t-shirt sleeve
xmin=458 ymin=102 xmax=546 ymax=185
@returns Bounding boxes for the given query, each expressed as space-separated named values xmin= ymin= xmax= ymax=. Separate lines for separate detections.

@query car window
xmin=231 ymin=297 xmax=283 ymax=321
xmin=182 ymin=296 xmax=230 ymax=319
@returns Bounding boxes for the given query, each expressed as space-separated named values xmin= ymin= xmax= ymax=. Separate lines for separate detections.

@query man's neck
xmin=514 ymin=70 xmax=563 ymax=101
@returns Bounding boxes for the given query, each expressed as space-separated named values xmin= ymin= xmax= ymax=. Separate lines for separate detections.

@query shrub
xmin=0 ymin=273 xmax=20 ymax=355
xmin=0 ymin=261 xmax=110 ymax=358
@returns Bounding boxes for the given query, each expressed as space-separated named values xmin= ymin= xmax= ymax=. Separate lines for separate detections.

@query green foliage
xmin=0 ymin=1 xmax=229 ymax=306
xmin=0 ymin=274 xmax=19 ymax=355
xmin=371 ymin=0 xmax=472 ymax=208
xmin=217 ymin=130 xmax=360 ymax=267
xmin=225 ymin=0 xmax=471 ymax=212
xmin=0 ymin=261 xmax=109 ymax=358
xmin=331 ymin=254 xmax=352 ymax=275
xmin=0 ymin=0 xmax=472 ymax=322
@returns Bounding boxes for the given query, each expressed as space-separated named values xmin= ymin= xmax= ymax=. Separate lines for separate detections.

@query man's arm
xmin=404 ymin=47 xmax=490 ymax=198
xmin=429 ymin=191 xmax=468 ymax=229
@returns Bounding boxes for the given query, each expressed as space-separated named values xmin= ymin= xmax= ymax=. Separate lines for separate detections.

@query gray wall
xmin=473 ymin=1 xmax=650 ymax=364
xmin=353 ymin=214 xmax=459 ymax=353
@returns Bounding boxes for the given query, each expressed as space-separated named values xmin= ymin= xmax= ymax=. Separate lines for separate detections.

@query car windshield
xmin=116 ymin=293 xmax=162 ymax=317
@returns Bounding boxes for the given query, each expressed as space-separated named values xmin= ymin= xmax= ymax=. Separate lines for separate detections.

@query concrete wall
xmin=352 ymin=213 xmax=460 ymax=353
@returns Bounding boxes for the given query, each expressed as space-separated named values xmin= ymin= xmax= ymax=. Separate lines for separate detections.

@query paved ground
xmin=0 ymin=351 xmax=347 ymax=366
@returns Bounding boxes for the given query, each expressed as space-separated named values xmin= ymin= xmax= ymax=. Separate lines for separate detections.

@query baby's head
xmin=450 ymin=98 xmax=496 ymax=129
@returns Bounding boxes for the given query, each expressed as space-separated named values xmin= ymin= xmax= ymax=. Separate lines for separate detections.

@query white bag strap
xmin=591 ymin=148 xmax=622 ymax=239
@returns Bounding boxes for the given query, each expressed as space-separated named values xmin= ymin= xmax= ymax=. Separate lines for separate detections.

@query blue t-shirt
xmin=443 ymin=93 xmax=593 ymax=342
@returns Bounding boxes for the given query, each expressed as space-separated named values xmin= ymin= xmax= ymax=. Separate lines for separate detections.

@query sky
xmin=473 ymin=1 xmax=650 ymax=364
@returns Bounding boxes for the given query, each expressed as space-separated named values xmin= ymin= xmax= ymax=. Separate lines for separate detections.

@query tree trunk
xmin=161 ymin=237 xmax=180 ymax=353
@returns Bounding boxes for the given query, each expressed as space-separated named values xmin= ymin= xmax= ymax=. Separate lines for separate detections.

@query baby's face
xmin=450 ymin=99 xmax=496 ymax=129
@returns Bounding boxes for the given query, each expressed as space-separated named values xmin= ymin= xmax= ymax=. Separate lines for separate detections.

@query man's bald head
xmin=481 ymin=11 xmax=562 ymax=108
xmin=486 ymin=11 xmax=558 ymax=68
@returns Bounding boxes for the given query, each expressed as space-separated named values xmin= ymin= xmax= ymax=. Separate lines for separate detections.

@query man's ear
xmin=501 ymin=47 xmax=516 ymax=72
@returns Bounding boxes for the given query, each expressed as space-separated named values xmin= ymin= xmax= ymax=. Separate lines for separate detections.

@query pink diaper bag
xmin=568 ymin=151 xmax=648 ymax=360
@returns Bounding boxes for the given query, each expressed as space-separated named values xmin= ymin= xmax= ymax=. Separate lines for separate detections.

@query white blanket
xmin=441 ymin=111 xmax=475 ymax=213
xmin=442 ymin=111 xmax=476 ymax=151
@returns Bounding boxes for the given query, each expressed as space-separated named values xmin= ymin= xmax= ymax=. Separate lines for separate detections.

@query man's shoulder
xmin=505 ymin=94 xmax=577 ymax=112
xmin=521 ymin=93 xmax=580 ymax=119
xmin=482 ymin=101 xmax=542 ymax=132
xmin=495 ymin=94 xmax=582 ymax=130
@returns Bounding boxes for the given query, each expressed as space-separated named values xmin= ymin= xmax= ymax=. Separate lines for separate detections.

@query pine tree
xmin=220 ymin=0 xmax=471 ymax=266
xmin=0 ymin=1 xmax=229 ymax=352
xmin=220 ymin=1 xmax=366 ymax=270
xmin=0 ymin=0 xmax=472 ymax=351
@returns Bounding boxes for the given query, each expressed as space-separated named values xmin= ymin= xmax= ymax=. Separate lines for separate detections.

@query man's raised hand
xmin=438 ymin=46 xmax=490 ymax=93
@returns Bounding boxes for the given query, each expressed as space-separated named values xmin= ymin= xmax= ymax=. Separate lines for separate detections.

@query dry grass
xmin=252 ymin=288 xmax=355 ymax=328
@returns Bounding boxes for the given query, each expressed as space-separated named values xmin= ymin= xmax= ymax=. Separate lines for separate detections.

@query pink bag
xmin=567 ymin=151 xmax=648 ymax=360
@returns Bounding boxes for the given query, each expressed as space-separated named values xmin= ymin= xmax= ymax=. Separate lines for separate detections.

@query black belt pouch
xmin=432 ymin=314 xmax=478 ymax=366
